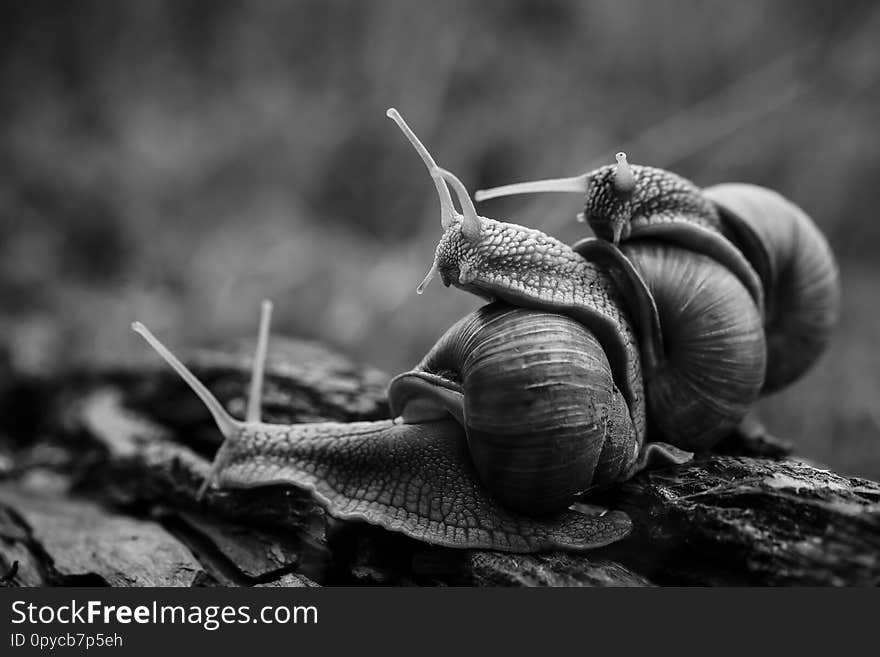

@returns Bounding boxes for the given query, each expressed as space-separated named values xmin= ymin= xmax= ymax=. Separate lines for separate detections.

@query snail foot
xmin=631 ymin=442 xmax=693 ymax=476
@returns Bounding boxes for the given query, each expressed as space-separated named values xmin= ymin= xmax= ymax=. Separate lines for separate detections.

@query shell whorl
xmin=408 ymin=303 xmax=640 ymax=514
xmin=621 ymin=243 xmax=767 ymax=449
xmin=706 ymin=183 xmax=840 ymax=393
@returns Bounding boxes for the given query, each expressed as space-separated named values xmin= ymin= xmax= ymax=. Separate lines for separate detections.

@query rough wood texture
xmin=256 ymin=573 xmax=320 ymax=587
xmin=124 ymin=337 xmax=390 ymax=444
xmin=0 ymin=506 xmax=45 ymax=587
xmin=1 ymin=335 xmax=879 ymax=587
xmin=605 ymin=456 xmax=880 ymax=586
xmin=0 ymin=485 xmax=204 ymax=586
xmin=169 ymin=511 xmax=329 ymax=584
xmin=465 ymin=552 xmax=654 ymax=587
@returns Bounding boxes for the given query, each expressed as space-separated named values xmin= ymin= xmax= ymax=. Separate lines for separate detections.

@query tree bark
xmin=1 ymin=337 xmax=878 ymax=587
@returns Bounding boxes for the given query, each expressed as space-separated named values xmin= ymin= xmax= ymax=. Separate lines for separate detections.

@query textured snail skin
xmin=581 ymin=163 xmax=765 ymax=310
xmin=585 ymin=163 xmax=721 ymax=237
xmin=217 ymin=417 xmax=632 ymax=553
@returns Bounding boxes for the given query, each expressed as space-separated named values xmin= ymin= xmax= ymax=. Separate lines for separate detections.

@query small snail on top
xmin=131 ymin=109 xmax=837 ymax=554
xmin=475 ymin=151 xmax=840 ymax=394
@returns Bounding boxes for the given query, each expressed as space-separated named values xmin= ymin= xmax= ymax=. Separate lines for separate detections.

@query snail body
xmin=475 ymin=152 xmax=840 ymax=400
xmin=132 ymin=301 xmax=639 ymax=553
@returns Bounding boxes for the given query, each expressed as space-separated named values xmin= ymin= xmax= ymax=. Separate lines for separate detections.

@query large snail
xmin=130 ymin=109 xmax=837 ymax=554
xmin=132 ymin=299 xmax=640 ymax=553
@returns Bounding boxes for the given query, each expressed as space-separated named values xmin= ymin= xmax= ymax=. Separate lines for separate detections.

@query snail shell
xmin=571 ymin=236 xmax=766 ymax=450
xmin=619 ymin=243 xmax=766 ymax=449
xmin=705 ymin=183 xmax=840 ymax=392
xmin=391 ymin=303 xmax=638 ymax=514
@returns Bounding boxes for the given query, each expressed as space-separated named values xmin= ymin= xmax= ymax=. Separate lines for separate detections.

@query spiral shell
xmin=706 ymin=183 xmax=840 ymax=392
xmin=405 ymin=303 xmax=639 ymax=514
xmin=621 ymin=242 xmax=767 ymax=449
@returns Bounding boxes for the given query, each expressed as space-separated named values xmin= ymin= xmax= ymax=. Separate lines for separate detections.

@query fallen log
xmin=0 ymin=336 xmax=878 ymax=587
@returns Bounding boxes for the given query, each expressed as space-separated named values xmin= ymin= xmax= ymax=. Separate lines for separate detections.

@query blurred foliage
xmin=1 ymin=0 xmax=879 ymax=477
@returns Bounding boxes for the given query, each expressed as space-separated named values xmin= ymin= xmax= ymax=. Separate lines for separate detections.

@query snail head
xmin=473 ymin=151 xmax=640 ymax=246
xmin=387 ymin=108 xmax=573 ymax=300
xmin=584 ymin=152 xmax=637 ymax=245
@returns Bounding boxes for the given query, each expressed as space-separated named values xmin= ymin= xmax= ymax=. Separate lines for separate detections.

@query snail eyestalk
xmin=386 ymin=107 xmax=455 ymax=230
xmin=417 ymin=259 xmax=439 ymax=294
xmin=435 ymin=167 xmax=482 ymax=241
xmin=131 ymin=321 xmax=242 ymax=500
xmin=131 ymin=322 xmax=240 ymax=440
xmin=613 ymin=152 xmax=636 ymax=198
xmin=474 ymin=174 xmax=589 ymax=202
xmin=246 ymin=299 xmax=274 ymax=423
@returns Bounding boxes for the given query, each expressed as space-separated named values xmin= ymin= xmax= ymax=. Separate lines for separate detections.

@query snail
xmin=132 ymin=301 xmax=643 ymax=554
xmin=129 ymin=110 xmax=733 ymax=555
xmin=474 ymin=152 xmax=840 ymax=395
xmin=392 ymin=110 xmax=767 ymax=450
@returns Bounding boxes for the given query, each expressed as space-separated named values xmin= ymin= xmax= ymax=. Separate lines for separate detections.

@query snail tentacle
xmin=131 ymin=321 xmax=243 ymax=498
xmin=474 ymin=174 xmax=589 ymax=201
xmin=386 ymin=108 xmax=456 ymax=230
xmin=246 ymin=300 xmax=273 ymax=423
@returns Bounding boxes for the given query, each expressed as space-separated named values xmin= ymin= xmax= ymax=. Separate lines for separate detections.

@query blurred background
xmin=1 ymin=0 xmax=878 ymax=478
